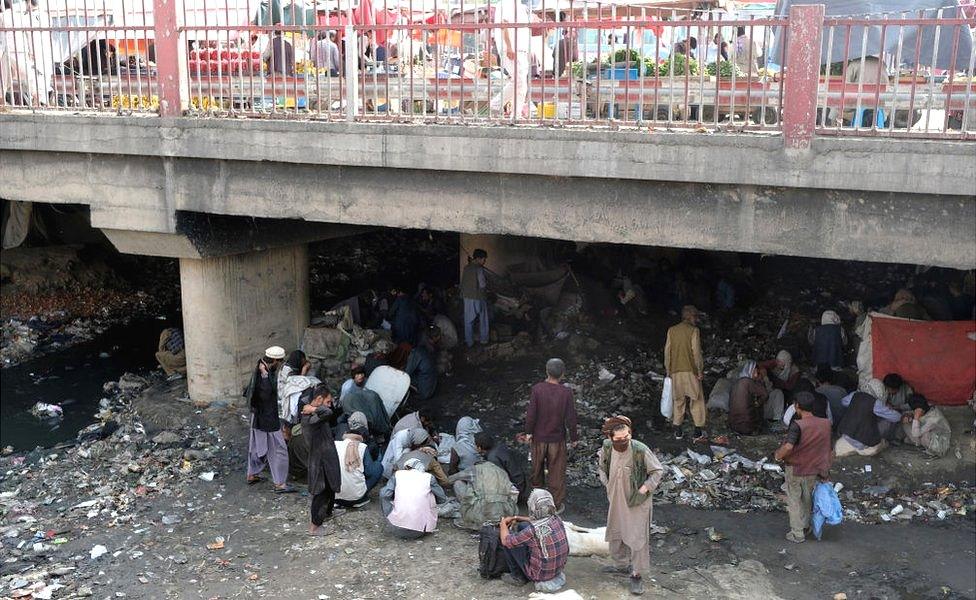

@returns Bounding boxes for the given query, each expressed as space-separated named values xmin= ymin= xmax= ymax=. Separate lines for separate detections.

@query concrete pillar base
xmin=179 ymin=244 xmax=309 ymax=405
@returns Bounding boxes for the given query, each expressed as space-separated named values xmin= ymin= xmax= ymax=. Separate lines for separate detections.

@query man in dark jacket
xmin=476 ymin=432 xmax=528 ymax=504
xmin=389 ymin=283 xmax=422 ymax=346
xmin=244 ymin=346 xmax=294 ymax=493
xmin=302 ymin=384 xmax=342 ymax=536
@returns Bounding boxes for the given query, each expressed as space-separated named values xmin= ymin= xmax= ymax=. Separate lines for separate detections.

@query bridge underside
xmin=2 ymin=147 xmax=974 ymax=269
xmin=2 ymin=115 xmax=973 ymax=404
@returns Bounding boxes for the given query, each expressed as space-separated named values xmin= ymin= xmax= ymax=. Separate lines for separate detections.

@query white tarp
xmin=365 ymin=365 xmax=411 ymax=417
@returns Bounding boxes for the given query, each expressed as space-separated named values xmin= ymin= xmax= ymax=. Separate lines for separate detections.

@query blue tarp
xmin=772 ymin=0 xmax=974 ymax=71
xmin=811 ymin=481 xmax=843 ymax=540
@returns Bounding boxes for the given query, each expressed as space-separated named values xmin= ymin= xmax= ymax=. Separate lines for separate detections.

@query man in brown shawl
xmin=597 ymin=416 xmax=664 ymax=596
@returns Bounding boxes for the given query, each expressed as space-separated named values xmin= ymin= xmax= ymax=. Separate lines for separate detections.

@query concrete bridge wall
xmin=2 ymin=114 xmax=974 ymax=404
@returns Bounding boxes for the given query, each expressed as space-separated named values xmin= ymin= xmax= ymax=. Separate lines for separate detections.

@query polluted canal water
xmin=0 ymin=318 xmax=166 ymax=452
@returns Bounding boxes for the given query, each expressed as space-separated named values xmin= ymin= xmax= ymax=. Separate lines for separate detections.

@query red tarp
xmin=871 ymin=315 xmax=976 ymax=405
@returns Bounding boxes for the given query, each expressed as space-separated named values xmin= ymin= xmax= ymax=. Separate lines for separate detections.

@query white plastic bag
xmin=661 ymin=377 xmax=674 ymax=419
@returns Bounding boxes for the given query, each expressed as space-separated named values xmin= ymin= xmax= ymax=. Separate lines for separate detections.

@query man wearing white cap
xmin=244 ymin=346 xmax=295 ymax=493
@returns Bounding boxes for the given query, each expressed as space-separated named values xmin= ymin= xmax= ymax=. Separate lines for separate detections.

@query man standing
xmin=493 ymin=0 xmax=531 ymax=117
xmin=665 ymin=305 xmax=706 ymax=441
xmin=525 ymin=358 xmax=578 ymax=513
xmin=461 ymin=249 xmax=490 ymax=347
xmin=302 ymin=384 xmax=342 ymax=535
xmin=311 ymin=30 xmax=340 ymax=76
xmin=597 ymin=416 xmax=664 ymax=596
xmin=244 ymin=346 xmax=295 ymax=493
xmin=774 ymin=392 xmax=832 ymax=543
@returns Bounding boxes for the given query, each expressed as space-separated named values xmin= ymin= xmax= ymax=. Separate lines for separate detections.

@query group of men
xmin=241 ymin=344 xmax=664 ymax=595
xmin=238 ymin=274 xmax=964 ymax=594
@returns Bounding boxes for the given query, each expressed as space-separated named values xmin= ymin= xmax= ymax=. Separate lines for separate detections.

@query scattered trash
xmin=151 ymin=431 xmax=181 ymax=445
xmin=89 ymin=544 xmax=108 ymax=560
xmin=705 ymin=527 xmax=725 ymax=542
xmin=198 ymin=471 xmax=215 ymax=482
xmin=206 ymin=536 xmax=225 ymax=550
xmin=29 ymin=402 xmax=63 ymax=419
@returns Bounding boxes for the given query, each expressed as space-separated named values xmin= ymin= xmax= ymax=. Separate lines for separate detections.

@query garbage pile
xmin=1 ymin=314 xmax=107 ymax=368
xmin=544 ymin=360 xmax=975 ymax=524
xmin=0 ymin=372 xmax=225 ymax=599
xmin=303 ymin=306 xmax=395 ymax=378
xmin=837 ymin=482 xmax=975 ymax=525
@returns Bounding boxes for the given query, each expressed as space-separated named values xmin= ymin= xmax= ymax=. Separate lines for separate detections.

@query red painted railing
xmin=1 ymin=1 xmax=973 ymax=144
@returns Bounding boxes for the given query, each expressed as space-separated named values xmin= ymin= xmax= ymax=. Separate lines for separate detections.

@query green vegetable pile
xmin=611 ymin=48 xmax=640 ymax=64
xmin=652 ymin=54 xmax=699 ymax=77
xmin=705 ymin=60 xmax=745 ymax=78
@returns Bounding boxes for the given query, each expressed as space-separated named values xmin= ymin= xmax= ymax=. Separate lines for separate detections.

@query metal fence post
xmin=154 ymin=0 xmax=186 ymax=117
xmin=782 ymin=4 xmax=825 ymax=149
xmin=344 ymin=0 xmax=358 ymax=122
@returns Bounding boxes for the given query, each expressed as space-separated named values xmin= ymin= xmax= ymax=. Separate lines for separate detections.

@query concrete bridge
xmin=1 ymin=112 xmax=974 ymax=404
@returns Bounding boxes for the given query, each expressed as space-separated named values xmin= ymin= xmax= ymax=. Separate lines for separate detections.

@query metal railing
xmin=1 ymin=0 xmax=974 ymax=144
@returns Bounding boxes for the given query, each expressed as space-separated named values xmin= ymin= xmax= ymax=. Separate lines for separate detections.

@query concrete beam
xmin=1 ymin=114 xmax=974 ymax=197
xmin=100 ymin=212 xmax=372 ymax=259
xmin=180 ymin=244 xmax=309 ymax=405
xmin=3 ymin=149 xmax=974 ymax=268
xmin=102 ymin=229 xmax=203 ymax=259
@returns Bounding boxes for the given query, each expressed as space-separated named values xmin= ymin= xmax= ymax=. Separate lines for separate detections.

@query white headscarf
xmin=864 ymin=378 xmax=886 ymax=400
xmin=526 ymin=488 xmax=558 ymax=559
xmin=528 ymin=488 xmax=557 ymax=520
xmin=775 ymin=350 xmax=795 ymax=381
xmin=381 ymin=428 xmax=413 ymax=478
xmin=454 ymin=416 xmax=483 ymax=470
xmin=739 ymin=360 xmax=757 ymax=379
xmin=821 ymin=310 xmax=842 ymax=325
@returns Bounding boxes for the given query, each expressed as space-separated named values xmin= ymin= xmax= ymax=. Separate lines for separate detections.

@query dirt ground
xmin=3 ymin=342 xmax=974 ymax=600
xmin=2 ymin=248 xmax=975 ymax=599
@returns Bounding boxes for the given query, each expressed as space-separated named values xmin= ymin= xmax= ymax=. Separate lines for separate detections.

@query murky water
xmin=0 ymin=319 xmax=166 ymax=452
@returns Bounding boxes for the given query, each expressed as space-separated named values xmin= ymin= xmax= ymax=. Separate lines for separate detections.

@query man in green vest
xmin=597 ymin=415 xmax=664 ymax=596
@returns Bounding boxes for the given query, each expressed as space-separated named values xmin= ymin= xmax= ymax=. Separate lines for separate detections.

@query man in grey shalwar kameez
xmin=244 ymin=346 xmax=295 ymax=493
xmin=597 ymin=415 xmax=664 ymax=596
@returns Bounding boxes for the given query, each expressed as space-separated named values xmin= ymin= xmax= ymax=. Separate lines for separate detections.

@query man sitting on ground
xmin=451 ymin=459 xmax=518 ymax=530
xmin=334 ymin=412 xmax=384 ymax=509
xmin=477 ymin=432 xmax=529 ymax=504
xmin=882 ymin=373 xmax=914 ymax=412
xmin=835 ymin=379 xmax=899 ymax=456
xmin=391 ymin=408 xmax=435 ymax=437
xmin=341 ymin=366 xmax=392 ymax=440
xmin=900 ymin=394 xmax=952 ymax=457
xmin=394 ymin=428 xmax=451 ymax=490
xmin=499 ymin=489 xmax=569 ymax=592
xmin=405 ymin=345 xmax=438 ymax=400
xmin=814 ymin=364 xmax=848 ymax=427
xmin=380 ymin=458 xmax=448 ymax=539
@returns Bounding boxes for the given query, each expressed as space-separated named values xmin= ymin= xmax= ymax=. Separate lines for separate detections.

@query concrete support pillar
xmin=179 ymin=244 xmax=309 ymax=405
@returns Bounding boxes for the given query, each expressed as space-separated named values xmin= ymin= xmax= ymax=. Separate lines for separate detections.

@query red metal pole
xmin=782 ymin=4 xmax=824 ymax=149
xmin=154 ymin=0 xmax=184 ymax=116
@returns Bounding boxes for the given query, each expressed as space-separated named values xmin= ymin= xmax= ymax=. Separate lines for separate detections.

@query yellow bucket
xmin=541 ymin=102 xmax=557 ymax=118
